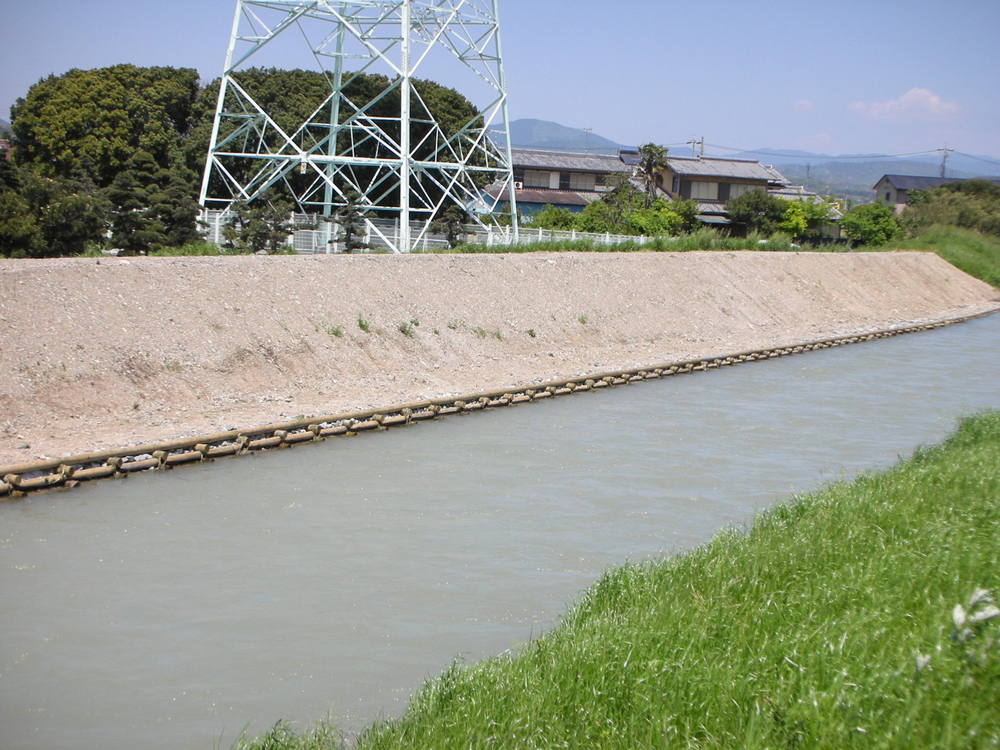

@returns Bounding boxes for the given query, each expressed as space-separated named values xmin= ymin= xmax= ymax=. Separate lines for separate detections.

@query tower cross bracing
xmin=200 ymin=0 xmax=518 ymax=252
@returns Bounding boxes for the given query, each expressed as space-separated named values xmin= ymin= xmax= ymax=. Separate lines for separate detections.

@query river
xmin=1 ymin=312 xmax=998 ymax=749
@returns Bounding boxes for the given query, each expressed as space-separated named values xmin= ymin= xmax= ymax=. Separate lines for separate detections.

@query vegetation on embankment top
xmin=446 ymin=223 xmax=1000 ymax=290
xmin=234 ymin=410 xmax=1000 ymax=749
xmin=445 ymin=228 xmax=844 ymax=255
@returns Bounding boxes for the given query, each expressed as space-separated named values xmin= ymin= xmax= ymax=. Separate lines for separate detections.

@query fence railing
xmin=199 ymin=210 xmax=656 ymax=254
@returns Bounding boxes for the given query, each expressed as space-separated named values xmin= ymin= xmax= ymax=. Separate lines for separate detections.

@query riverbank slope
xmin=2 ymin=251 xmax=998 ymax=464
xmin=335 ymin=410 xmax=1000 ymax=750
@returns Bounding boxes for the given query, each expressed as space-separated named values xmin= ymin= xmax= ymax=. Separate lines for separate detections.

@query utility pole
xmin=687 ymin=137 xmax=705 ymax=158
xmin=582 ymin=127 xmax=593 ymax=153
xmin=940 ymin=145 xmax=954 ymax=178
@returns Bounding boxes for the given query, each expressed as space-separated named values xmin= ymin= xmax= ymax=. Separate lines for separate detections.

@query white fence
xmin=199 ymin=209 xmax=657 ymax=254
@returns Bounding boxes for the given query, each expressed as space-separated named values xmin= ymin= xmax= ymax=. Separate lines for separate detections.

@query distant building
xmin=651 ymin=154 xmax=790 ymax=224
xmin=493 ymin=148 xmax=633 ymax=214
xmin=0 ymin=134 xmax=10 ymax=161
xmin=874 ymin=174 xmax=1000 ymax=214
xmin=494 ymin=148 xmax=829 ymax=231
xmin=873 ymin=175 xmax=962 ymax=213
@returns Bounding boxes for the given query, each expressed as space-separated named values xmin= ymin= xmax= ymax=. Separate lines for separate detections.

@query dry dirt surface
xmin=1 ymin=251 xmax=998 ymax=466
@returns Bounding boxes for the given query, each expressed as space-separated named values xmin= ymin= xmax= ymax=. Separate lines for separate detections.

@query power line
xmin=953 ymin=151 xmax=1000 ymax=168
xmin=702 ymin=142 xmax=944 ymax=161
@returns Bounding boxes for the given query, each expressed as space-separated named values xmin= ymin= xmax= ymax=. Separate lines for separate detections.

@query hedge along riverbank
xmin=236 ymin=411 xmax=1000 ymax=749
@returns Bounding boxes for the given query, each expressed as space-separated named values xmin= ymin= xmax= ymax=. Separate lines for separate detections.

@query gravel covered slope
xmin=1 ymin=251 xmax=998 ymax=465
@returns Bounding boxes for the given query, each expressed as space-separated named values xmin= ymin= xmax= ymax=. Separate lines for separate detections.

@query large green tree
xmin=5 ymin=64 xmax=486 ymax=255
xmin=1 ymin=166 xmax=109 ymax=257
xmin=11 ymin=64 xmax=200 ymax=187
xmin=104 ymin=151 xmax=201 ymax=253
xmin=725 ymin=189 xmax=789 ymax=236
xmin=841 ymin=201 xmax=899 ymax=246
xmin=187 ymin=68 xmax=486 ymax=213
xmin=574 ymin=178 xmax=685 ymax=236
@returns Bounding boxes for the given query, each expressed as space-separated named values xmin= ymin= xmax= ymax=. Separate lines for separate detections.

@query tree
xmin=669 ymin=199 xmax=700 ymax=234
xmin=4 ymin=167 xmax=109 ymax=257
xmin=778 ymin=202 xmax=808 ymax=238
xmin=332 ymin=191 xmax=368 ymax=253
xmin=903 ymin=179 xmax=1000 ymax=237
xmin=529 ymin=204 xmax=578 ymax=231
xmin=222 ymin=194 xmax=295 ymax=254
xmin=187 ymin=68 xmax=487 ymax=212
xmin=580 ymin=174 xmax=641 ymax=233
xmin=841 ymin=201 xmax=899 ymax=246
xmin=798 ymin=198 xmax=837 ymax=238
xmin=102 ymin=151 xmax=201 ymax=253
xmin=429 ymin=204 xmax=471 ymax=249
xmin=725 ymin=189 xmax=788 ymax=236
xmin=636 ymin=143 xmax=668 ymax=208
xmin=575 ymin=179 xmax=684 ymax=237
xmin=11 ymin=65 xmax=199 ymax=187
xmin=0 ymin=190 xmax=40 ymax=257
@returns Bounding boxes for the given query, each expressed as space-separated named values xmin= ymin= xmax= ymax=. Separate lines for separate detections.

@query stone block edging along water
xmin=3 ymin=310 xmax=996 ymax=499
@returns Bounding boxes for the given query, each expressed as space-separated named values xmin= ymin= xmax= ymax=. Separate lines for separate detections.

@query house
xmin=494 ymin=148 xmax=633 ymax=214
xmin=874 ymin=175 xmax=960 ymax=213
xmin=651 ymin=154 xmax=790 ymax=224
xmin=493 ymin=147 xmax=809 ymax=228
xmin=874 ymin=174 xmax=1000 ymax=213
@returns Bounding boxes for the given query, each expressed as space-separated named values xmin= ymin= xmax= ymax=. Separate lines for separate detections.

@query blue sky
xmin=3 ymin=0 xmax=998 ymax=161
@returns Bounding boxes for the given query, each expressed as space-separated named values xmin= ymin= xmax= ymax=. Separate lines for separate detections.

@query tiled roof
xmin=488 ymin=186 xmax=596 ymax=207
xmin=512 ymin=148 xmax=632 ymax=174
xmin=693 ymin=201 xmax=728 ymax=215
xmin=877 ymin=175 xmax=960 ymax=191
xmin=667 ymin=156 xmax=788 ymax=184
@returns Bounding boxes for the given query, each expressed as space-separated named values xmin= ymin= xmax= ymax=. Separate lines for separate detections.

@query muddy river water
xmin=2 ymin=313 xmax=999 ymax=749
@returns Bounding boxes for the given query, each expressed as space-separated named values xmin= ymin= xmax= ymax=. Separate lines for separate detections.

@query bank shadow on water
xmin=1 ymin=313 xmax=998 ymax=750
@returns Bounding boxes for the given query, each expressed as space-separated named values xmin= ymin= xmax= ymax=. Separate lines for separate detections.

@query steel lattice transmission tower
xmin=200 ymin=0 xmax=519 ymax=252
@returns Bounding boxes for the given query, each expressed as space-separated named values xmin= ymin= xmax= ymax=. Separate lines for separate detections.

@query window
xmin=568 ymin=172 xmax=597 ymax=191
xmin=688 ymin=181 xmax=719 ymax=200
xmin=523 ymin=170 xmax=551 ymax=189
xmin=729 ymin=183 xmax=761 ymax=200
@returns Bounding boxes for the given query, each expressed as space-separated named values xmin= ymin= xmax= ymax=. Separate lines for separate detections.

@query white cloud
xmin=848 ymin=88 xmax=959 ymax=120
xmin=792 ymin=99 xmax=814 ymax=112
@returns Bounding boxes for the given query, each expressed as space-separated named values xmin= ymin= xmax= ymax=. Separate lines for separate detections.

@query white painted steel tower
xmin=200 ymin=0 xmax=518 ymax=252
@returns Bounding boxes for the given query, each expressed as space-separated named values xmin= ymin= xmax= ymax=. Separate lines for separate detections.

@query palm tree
xmin=637 ymin=143 xmax=668 ymax=208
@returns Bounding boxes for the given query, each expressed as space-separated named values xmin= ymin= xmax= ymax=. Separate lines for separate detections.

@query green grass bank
xmin=236 ymin=411 xmax=1000 ymax=749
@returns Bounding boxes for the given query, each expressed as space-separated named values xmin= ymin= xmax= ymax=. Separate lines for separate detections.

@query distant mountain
xmin=496 ymin=119 xmax=1000 ymax=202
xmin=730 ymin=148 xmax=999 ymax=174
xmin=506 ymin=119 xmax=624 ymax=154
xmin=0 ymin=117 xmax=10 ymax=134
xmin=723 ymin=148 xmax=1000 ymax=204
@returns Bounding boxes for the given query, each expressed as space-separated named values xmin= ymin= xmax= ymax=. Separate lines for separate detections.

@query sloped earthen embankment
xmin=1 ymin=251 xmax=998 ymax=466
